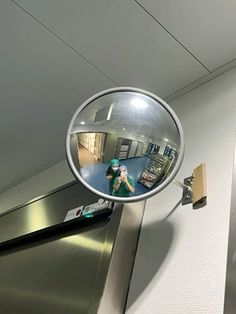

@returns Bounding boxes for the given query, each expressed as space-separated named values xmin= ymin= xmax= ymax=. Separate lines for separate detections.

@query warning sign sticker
xmin=64 ymin=206 xmax=84 ymax=222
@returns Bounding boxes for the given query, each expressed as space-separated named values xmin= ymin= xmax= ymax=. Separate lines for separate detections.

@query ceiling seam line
xmin=10 ymin=0 xmax=119 ymax=87
xmin=164 ymin=70 xmax=216 ymax=99
xmin=164 ymin=58 xmax=236 ymax=102
xmin=0 ymin=63 xmax=71 ymax=116
xmin=0 ymin=128 xmax=52 ymax=161
xmin=134 ymin=0 xmax=211 ymax=72
xmin=206 ymin=57 xmax=236 ymax=74
xmin=0 ymin=155 xmax=67 ymax=196
xmin=166 ymin=72 xmax=232 ymax=102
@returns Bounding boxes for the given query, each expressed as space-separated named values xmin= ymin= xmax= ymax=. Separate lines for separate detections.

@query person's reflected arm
xmin=113 ymin=177 xmax=121 ymax=192
xmin=105 ymin=167 xmax=112 ymax=179
xmin=123 ymin=176 xmax=135 ymax=193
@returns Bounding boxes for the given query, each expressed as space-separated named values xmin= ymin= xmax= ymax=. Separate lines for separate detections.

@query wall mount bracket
xmin=182 ymin=176 xmax=193 ymax=206
xmin=173 ymin=163 xmax=207 ymax=209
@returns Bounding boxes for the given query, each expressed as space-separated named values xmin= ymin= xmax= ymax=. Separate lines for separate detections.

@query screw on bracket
xmin=182 ymin=176 xmax=193 ymax=205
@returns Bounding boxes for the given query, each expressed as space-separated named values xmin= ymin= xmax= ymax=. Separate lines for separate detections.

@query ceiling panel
xmin=0 ymin=133 xmax=47 ymax=192
xmin=0 ymin=0 xmax=234 ymax=198
xmin=13 ymin=0 xmax=208 ymax=98
xmin=0 ymin=0 xmax=115 ymax=114
xmin=136 ymin=0 xmax=236 ymax=71
xmin=0 ymin=66 xmax=69 ymax=161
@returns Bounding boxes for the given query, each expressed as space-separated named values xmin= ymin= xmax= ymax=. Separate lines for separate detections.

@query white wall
xmin=0 ymin=67 xmax=236 ymax=313
xmin=126 ymin=68 xmax=236 ymax=313
xmin=0 ymin=160 xmax=74 ymax=214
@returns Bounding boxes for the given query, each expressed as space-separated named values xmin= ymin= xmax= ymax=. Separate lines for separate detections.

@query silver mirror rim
xmin=66 ymin=87 xmax=185 ymax=202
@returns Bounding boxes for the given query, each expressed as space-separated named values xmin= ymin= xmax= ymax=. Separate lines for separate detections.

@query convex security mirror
xmin=66 ymin=87 xmax=184 ymax=202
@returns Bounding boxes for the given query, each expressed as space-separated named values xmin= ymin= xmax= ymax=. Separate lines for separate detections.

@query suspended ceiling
xmin=0 ymin=0 xmax=236 ymax=194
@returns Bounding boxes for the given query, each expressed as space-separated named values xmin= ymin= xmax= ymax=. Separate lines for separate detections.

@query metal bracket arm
xmin=172 ymin=163 xmax=207 ymax=209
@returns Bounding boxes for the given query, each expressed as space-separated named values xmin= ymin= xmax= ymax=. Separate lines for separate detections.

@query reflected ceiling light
xmin=141 ymin=135 xmax=145 ymax=138
xmin=80 ymin=121 xmax=86 ymax=125
xmin=122 ymin=127 xmax=127 ymax=131
xmin=164 ymin=138 xmax=169 ymax=142
xmin=131 ymin=98 xmax=148 ymax=109
xmin=27 ymin=203 xmax=48 ymax=228
xmin=62 ymin=235 xmax=112 ymax=253
xmin=107 ymin=104 xmax=113 ymax=120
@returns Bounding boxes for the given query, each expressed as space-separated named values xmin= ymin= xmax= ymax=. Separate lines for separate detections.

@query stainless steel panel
xmin=0 ymin=219 xmax=113 ymax=313
xmin=0 ymin=182 xmax=145 ymax=314
xmin=0 ymin=181 xmax=99 ymax=244
xmin=224 ymin=136 xmax=236 ymax=313
xmin=128 ymin=141 xmax=138 ymax=159
xmin=97 ymin=201 xmax=145 ymax=314
xmin=135 ymin=142 xmax=143 ymax=157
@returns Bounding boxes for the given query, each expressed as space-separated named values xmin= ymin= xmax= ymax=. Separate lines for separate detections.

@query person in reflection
xmin=105 ymin=159 xmax=120 ymax=195
xmin=113 ymin=165 xmax=135 ymax=197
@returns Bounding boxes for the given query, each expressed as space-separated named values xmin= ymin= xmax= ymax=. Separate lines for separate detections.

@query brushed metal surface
xmin=0 ymin=182 xmax=145 ymax=314
xmin=224 ymin=136 xmax=236 ymax=313
xmin=96 ymin=201 xmax=145 ymax=314
xmin=0 ymin=220 xmax=113 ymax=313
xmin=0 ymin=181 xmax=99 ymax=244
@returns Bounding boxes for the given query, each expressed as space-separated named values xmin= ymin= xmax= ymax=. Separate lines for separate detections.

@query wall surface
xmin=126 ymin=68 xmax=236 ymax=313
xmin=0 ymin=67 xmax=236 ymax=313
xmin=0 ymin=160 xmax=74 ymax=214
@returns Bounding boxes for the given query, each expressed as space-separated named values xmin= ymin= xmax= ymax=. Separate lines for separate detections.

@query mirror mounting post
xmin=173 ymin=163 xmax=207 ymax=209
xmin=173 ymin=178 xmax=193 ymax=205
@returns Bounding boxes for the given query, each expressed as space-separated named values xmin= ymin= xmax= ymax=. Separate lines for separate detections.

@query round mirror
xmin=66 ymin=87 xmax=184 ymax=202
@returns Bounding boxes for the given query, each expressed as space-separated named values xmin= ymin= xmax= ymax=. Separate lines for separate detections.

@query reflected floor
xmin=80 ymin=156 xmax=150 ymax=196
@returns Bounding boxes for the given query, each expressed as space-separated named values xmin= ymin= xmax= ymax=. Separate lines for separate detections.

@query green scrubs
xmin=113 ymin=177 xmax=135 ymax=197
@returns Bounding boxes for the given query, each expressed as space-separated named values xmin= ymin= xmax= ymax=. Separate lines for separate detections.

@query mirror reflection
xmin=67 ymin=90 xmax=182 ymax=199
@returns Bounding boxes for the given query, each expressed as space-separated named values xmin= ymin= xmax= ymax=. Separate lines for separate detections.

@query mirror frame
xmin=66 ymin=87 xmax=185 ymax=202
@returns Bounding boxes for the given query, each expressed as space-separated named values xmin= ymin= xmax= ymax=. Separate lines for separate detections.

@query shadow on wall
xmin=126 ymin=204 xmax=179 ymax=310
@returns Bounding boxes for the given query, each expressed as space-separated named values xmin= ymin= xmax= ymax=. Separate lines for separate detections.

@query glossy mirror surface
xmin=66 ymin=87 xmax=184 ymax=202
